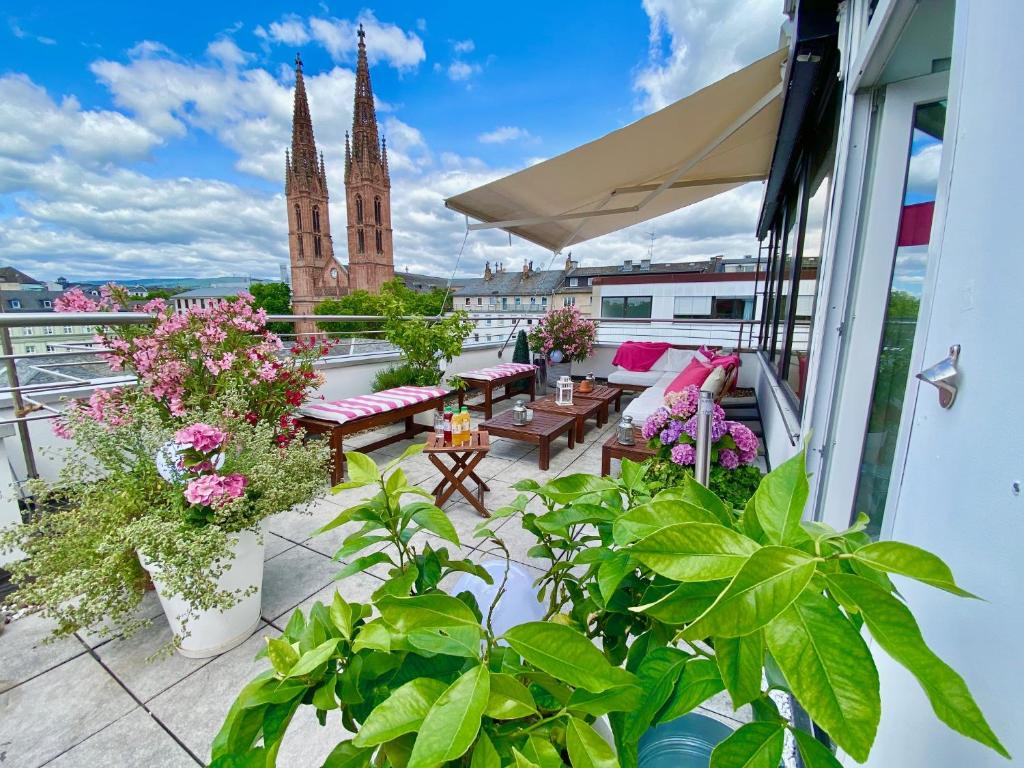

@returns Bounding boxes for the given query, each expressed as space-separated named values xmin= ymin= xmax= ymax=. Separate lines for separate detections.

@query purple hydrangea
xmin=659 ymin=419 xmax=684 ymax=446
xmin=670 ymin=443 xmax=696 ymax=465
xmin=642 ymin=407 xmax=671 ymax=440
xmin=719 ymin=448 xmax=740 ymax=469
xmin=728 ymin=422 xmax=759 ymax=464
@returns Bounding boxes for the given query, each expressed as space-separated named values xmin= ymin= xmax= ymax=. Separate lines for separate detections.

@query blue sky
xmin=0 ymin=1 xmax=783 ymax=282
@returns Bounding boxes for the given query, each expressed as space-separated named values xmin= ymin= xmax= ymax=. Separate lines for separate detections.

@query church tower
xmin=345 ymin=24 xmax=395 ymax=292
xmin=286 ymin=53 xmax=346 ymax=330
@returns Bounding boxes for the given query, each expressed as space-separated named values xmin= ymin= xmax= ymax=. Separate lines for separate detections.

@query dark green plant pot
xmin=638 ymin=713 xmax=734 ymax=768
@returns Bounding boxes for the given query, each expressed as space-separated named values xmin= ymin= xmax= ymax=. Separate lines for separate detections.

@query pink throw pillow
xmin=664 ymin=358 xmax=714 ymax=394
xmin=709 ymin=353 xmax=741 ymax=371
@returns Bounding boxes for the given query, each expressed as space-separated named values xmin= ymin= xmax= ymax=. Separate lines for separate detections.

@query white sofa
xmin=606 ymin=347 xmax=695 ymax=389
xmin=617 ymin=351 xmax=731 ymax=425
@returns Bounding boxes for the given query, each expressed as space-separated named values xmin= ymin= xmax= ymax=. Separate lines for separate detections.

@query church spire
xmin=290 ymin=52 xmax=319 ymax=182
xmin=350 ymin=23 xmax=381 ymax=170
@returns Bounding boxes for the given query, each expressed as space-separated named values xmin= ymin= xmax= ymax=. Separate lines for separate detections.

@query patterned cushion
xmin=299 ymin=386 xmax=446 ymax=425
xmin=460 ymin=363 xmax=537 ymax=381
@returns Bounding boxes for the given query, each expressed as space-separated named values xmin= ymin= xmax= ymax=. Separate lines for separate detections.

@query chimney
xmin=640 ymin=258 xmax=651 ymax=271
xmin=484 ymin=261 xmax=492 ymax=281
xmin=522 ymin=259 xmax=530 ymax=277
xmin=711 ymin=255 xmax=724 ymax=273
xmin=564 ymin=252 xmax=576 ymax=271
xmin=622 ymin=259 xmax=633 ymax=272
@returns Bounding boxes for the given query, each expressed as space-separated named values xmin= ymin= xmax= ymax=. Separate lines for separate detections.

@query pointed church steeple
xmin=350 ymin=24 xmax=382 ymax=170
xmin=289 ymin=53 xmax=321 ymax=186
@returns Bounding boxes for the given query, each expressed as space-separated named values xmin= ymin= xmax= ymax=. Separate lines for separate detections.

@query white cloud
xmin=453 ymin=39 xmax=475 ymax=54
xmin=447 ymin=60 xmax=480 ymax=82
xmin=477 ymin=126 xmax=535 ymax=145
xmin=306 ymin=11 xmax=425 ymax=70
xmin=634 ymin=0 xmax=783 ymax=112
xmin=207 ymin=38 xmax=252 ymax=68
xmin=9 ymin=20 xmax=56 ymax=45
xmin=906 ymin=142 xmax=942 ymax=200
xmin=255 ymin=15 xmax=310 ymax=46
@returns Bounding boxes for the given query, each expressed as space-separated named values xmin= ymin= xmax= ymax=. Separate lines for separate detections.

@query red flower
xmin=284 ymin=389 xmax=302 ymax=406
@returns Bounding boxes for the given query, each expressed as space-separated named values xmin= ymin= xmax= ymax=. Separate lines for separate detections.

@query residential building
xmin=172 ymin=280 xmax=264 ymax=314
xmin=0 ymin=268 xmax=95 ymax=355
xmin=454 ymin=260 xmax=563 ymax=343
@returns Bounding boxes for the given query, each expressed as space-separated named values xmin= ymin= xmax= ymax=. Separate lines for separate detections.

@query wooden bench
xmin=457 ymin=364 xmax=537 ymax=419
xmin=296 ymin=386 xmax=448 ymax=485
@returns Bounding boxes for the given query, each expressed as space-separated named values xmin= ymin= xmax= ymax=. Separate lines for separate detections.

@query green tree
xmin=511 ymin=329 xmax=531 ymax=393
xmin=249 ymin=282 xmax=293 ymax=335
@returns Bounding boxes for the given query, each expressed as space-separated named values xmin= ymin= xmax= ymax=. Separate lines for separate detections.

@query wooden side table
xmin=573 ymin=384 xmax=623 ymax=425
xmin=424 ymin=431 xmax=491 ymax=517
xmin=601 ymin=428 xmax=655 ymax=475
xmin=529 ymin=396 xmax=602 ymax=442
xmin=481 ymin=410 xmax=576 ymax=470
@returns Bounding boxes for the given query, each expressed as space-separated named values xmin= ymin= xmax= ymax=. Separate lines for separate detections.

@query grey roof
xmin=397 ymin=272 xmax=461 ymax=292
xmin=0 ymin=266 xmax=42 ymax=286
xmin=174 ymin=284 xmax=251 ymax=299
xmin=1 ymin=288 xmax=64 ymax=311
xmin=458 ymin=269 xmax=566 ymax=297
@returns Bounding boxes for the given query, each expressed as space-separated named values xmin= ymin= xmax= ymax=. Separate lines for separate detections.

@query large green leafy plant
xmin=212 ymin=449 xmax=639 ymax=767
xmin=500 ymin=453 xmax=1008 ymax=766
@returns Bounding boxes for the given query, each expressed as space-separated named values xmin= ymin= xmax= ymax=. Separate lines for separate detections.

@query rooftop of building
xmin=457 ymin=262 xmax=567 ymax=297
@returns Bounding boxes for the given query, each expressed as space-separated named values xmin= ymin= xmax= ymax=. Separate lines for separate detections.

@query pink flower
xmin=174 ymin=423 xmax=227 ymax=453
xmin=670 ymin=444 xmax=696 ymax=465
xmin=719 ymin=448 xmax=740 ymax=469
xmin=53 ymin=288 xmax=101 ymax=313
xmin=51 ymin=417 xmax=73 ymax=440
xmin=183 ymin=473 xmax=248 ymax=508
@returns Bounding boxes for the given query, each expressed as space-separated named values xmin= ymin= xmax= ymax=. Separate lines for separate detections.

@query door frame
xmin=818 ymin=70 xmax=949 ymax=532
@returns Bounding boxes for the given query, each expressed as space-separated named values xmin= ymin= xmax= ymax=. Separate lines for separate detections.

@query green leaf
xmin=312 ymin=673 xmax=338 ymax=710
xmin=353 ymin=677 xmax=448 ymax=747
xmin=335 ymin=534 xmax=391 ymax=561
xmin=709 ymin=721 xmax=785 ymax=768
xmin=485 ymin=673 xmax=538 ymax=719
xmin=374 ymin=565 xmax=419 ymax=599
xmin=598 ymin=551 xmax=635 ymax=604
xmin=632 ymin=580 xmax=727 ymax=624
xmin=408 ymin=665 xmax=490 ymax=768
xmin=322 ymin=741 xmax=374 ymax=768
xmin=752 ymin=449 xmax=810 ymax=546
xmin=764 ymin=591 xmax=880 ymax=762
xmin=612 ymin=500 xmax=721 ymax=546
xmin=741 ymin=495 xmax=764 ymax=541
xmin=658 ymin=658 xmax=725 ymax=724
xmin=330 ymin=593 xmax=354 ymax=639
xmin=658 ymin=475 xmax=733 ymax=526
xmin=825 ymin=574 xmax=1008 ymax=758
xmin=345 ymin=451 xmax=380 ymax=485
xmin=791 ymin=729 xmax=843 ymax=768
xmin=716 ymin=631 xmax=764 ymax=708
xmin=537 ymin=474 xmax=617 ymax=504
xmin=335 ymin=552 xmax=393 ymax=580
xmin=511 ymin=748 xmax=540 ymax=768
xmin=521 ymin=736 xmax=563 ymax=768
xmin=682 ymin=546 xmax=816 ymax=640
xmin=628 ymin=523 xmax=760 ymax=581
xmin=470 ymin=732 xmax=501 ymax=768
xmin=850 ymin=541 xmax=978 ymax=598
xmin=535 ymin=503 xmax=617 ymax=534
xmin=378 ymin=593 xmax=483 ymax=633
xmin=503 ymin=622 xmax=637 ymax=693
xmin=287 ymin=638 xmax=339 ymax=678
xmin=266 ymin=637 xmax=299 ymax=675
xmin=619 ymin=457 xmax=647 ymax=491
xmin=407 ymin=626 xmax=482 ymax=659
xmin=352 ymin=620 xmax=391 ymax=653
xmin=566 ymin=716 xmax=618 ymax=768
xmin=314 ymin=501 xmax=382 ymax=535
xmin=566 ymin=685 xmax=643 ymax=717
xmin=409 ymin=503 xmax=461 ymax=545
xmin=623 ymin=647 xmax=690 ymax=742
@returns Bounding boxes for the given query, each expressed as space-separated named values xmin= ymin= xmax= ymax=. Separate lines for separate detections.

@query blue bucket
xmin=638 ymin=713 xmax=734 ymax=768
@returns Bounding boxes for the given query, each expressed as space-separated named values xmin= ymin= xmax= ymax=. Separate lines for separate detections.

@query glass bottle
xmin=434 ymin=409 xmax=445 ymax=445
xmin=461 ymin=406 xmax=472 ymax=445
xmin=443 ymin=407 xmax=453 ymax=446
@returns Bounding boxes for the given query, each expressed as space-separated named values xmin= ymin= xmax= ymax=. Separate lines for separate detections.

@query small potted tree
xmin=528 ymin=306 xmax=597 ymax=390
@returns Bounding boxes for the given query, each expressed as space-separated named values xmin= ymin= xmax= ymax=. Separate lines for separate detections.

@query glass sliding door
xmin=854 ymin=99 xmax=947 ymax=537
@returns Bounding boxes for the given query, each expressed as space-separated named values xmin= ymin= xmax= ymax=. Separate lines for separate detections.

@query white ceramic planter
xmin=138 ymin=521 xmax=267 ymax=658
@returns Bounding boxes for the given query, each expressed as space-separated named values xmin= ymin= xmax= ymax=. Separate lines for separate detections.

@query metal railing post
xmin=0 ymin=324 xmax=39 ymax=479
xmin=694 ymin=390 xmax=714 ymax=487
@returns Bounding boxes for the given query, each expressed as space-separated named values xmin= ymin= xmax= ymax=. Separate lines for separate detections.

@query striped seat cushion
xmin=460 ymin=363 xmax=537 ymax=382
xmin=299 ymin=385 xmax=446 ymax=425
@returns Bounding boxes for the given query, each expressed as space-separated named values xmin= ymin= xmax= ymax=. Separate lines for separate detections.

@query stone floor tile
xmin=45 ymin=707 xmax=199 ymax=768
xmin=261 ymin=545 xmax=338 ymax=622
xmin=265 ymin=505 xmax=319 ymax=544
xmin=0 ymin=653 xmax=136 ymax=768
xmin=76 ymin=590 xmax=165 ymax=649
xmin=0 ymin=613 xmax=86 ymax=694
xmin=288 ymin=571 xmax=385 ymax=620
xmin=264 ymin=532 xmax=296 ymax=561
xmin=276 ymin=707 xmax=355 ymax=766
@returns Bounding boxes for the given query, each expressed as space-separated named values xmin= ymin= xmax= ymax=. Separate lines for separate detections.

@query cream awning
xmin=445 ymin=47 xmax=787 ymax=252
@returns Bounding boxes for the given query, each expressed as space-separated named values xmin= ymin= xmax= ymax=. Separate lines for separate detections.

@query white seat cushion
xmin=623 ymin=385 xmax=668 ymax=424
xmin=701 ymin=366 xmax=727 ymax=397
xmin=652 ymin=347 xmax=694 ymax=373
xmin=607 ymin=369 xmax=664 ymax=388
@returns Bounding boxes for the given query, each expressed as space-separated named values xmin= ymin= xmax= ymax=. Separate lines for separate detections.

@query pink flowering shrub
xmin=527 ymin=305 xmax=597 ymax=363
xmin=642 ymin=384 xmax=763 ymax=505
xmin=184 ymin=473 xmax=248 ymax=508
xmin=175 ymin=423 xmax=227 ymax=453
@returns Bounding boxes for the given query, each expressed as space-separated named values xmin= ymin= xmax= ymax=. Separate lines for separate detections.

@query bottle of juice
xmin=443 ymin=407 xmax=453 ymax=446
xmin=461 ymin=406 xmax=472 ymax=445
xmin=455 ymin=407 xmax=468 ymax=447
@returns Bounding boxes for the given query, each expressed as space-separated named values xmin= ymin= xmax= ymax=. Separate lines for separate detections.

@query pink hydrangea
xmin=728 ymin=422 xmax=759 ymax=465
xmin=665 ymin=385 xmax=700 ymax=418
xmin=719 ymin=448 xmax=740 ymax=469
xmin=184 ymin=473 xmax=248 ymax=508
xmin=175 ymin=423 xmax=228 ymax=453
xmin=670 ymin=443 xmax=696 ymax=465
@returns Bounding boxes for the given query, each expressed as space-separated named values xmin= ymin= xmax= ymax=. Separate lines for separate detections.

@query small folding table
xmin=424 ymin=430 xmax=491 ymax=517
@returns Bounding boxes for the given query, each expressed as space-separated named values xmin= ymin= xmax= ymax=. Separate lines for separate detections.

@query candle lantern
xmin=556 ymin=375 xmax=574 ymax=406
xmin=512 ymin=400 xmax=528 ymax=426
xmin=617 ymin=415 xmax=636 ymax=445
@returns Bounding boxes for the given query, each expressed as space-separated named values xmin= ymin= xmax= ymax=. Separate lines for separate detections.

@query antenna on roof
xmin=646 ymin=231 xmax=656 ymax=261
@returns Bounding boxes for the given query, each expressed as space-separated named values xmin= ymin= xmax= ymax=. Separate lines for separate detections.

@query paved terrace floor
xmin=0 ymin=397 xmax=756 ymax=767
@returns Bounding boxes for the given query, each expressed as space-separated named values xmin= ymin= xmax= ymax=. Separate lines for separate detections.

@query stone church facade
xmin=285 ymin=25 xmax=394 ymax=330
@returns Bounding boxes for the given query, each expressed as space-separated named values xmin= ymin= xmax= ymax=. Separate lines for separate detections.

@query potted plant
xmin=499 ymin=453 xmax=1008 ymax=766
xmin=528 ymin=306 xmax=597 ymax=389
xmin=211 ymin=450 xmax=635 ymax=766
xmin=640 ymin=385 xmax=762 ymax=507
xmin=0 ymin=288 xmax=331 ymax=656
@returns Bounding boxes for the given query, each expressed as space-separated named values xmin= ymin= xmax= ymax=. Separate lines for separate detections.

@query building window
xmin=297 ymin=234 xmax=304 ymax=257
xmin=357 ymin=230 xmax=365 ymax=253
xmin=375 ymin=229 xmax=383 ymax=254
xmin=541 ymin=297 xmax=547 ymax=306
xmin=563 ymin=296 xmax=575 ymax=307
xmin=63 ymin=326 xmax=73 ymax=333
xmin=294 ymin=204 xmax=302 ymax=230
xmin=486 ymin=318 xmax=492 ymax=326
xmin=21 ymin=327 xmax=33 ymax=336
xmin=46 ymin=344 xmax=56 ymax=352
xmin=515 ymin=297 xmax=521 ymax=307
xmin=314 ymin=236 xmax=322 ymax=257
xmin=43 ymin=300 xmax=52 ymax=308
xmin=601 ymin=296 xmax=653 ymax=318
xmin=44 ymin=326 xmax=54 ymax=335
xmin=501 ymin=297 xmax=508 ymax=310
xmin=8 ymin=299 xmax=20 ymax=309
xmin=674 ymin=296 xmax=754 ymax=319
xmin=477 ymin=298 xmax=482 ymax=305
xmin=374 ymin=196 xmax=382 ymax=225
xmin=331 ymin=268 xmax=339 ymax=279
xmin=24 ymin=345 xmax=35 ymax=353
xmin=312 ymin=206 xmax=321 ymax=233
xmin=356 ymin=195 xmax=364 ymax=224
xmin=570 ymin=278 xmax=579 ymax=287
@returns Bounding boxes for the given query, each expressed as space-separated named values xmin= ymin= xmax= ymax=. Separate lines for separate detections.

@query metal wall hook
xmin=916 ymin=344 xmax=960 ymax=409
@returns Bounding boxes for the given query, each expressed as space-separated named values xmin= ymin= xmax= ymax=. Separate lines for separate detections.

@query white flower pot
xmin=138 ymin=521 xmax=267 ymax=658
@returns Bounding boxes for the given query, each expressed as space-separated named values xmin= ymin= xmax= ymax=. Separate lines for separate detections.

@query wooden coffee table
xmin=480 ymin=410 xmax=576 ymax=471
xmin=601 ymin=428 xmax=656 ymax=475
xmin=573 ymin=384 xmax=622 ymax=425
xmin=529 ymin=396 xmax=603 ymax=442
xmin=424 ymin=431 xmax=491 ymax=517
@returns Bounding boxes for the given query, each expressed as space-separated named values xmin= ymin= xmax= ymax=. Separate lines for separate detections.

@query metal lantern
xmin=512 ymin=399 xmax=528 ymax=426
xmin=556 ymin=375 xmax=574 ymax=406
xmin=617 ymin=415 xmax=635 ymax=445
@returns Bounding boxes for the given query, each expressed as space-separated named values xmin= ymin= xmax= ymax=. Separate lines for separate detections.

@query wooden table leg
xmin=539 ymin=438 xmax=550 ymax=470
xmin=330 ymin=427 xmax=345 ymax=486
xmin=528 ymin=372 xmax=536 ymax=402
xmin=602 ymin=446 xmax=611 ymax=475
xmin=484 ymin=383 xmax=493 ymax=419
xmin=428 ymin=451 xmax=490 ymax=517
xmin=574 ymin=416 xmax=585 ymax=443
